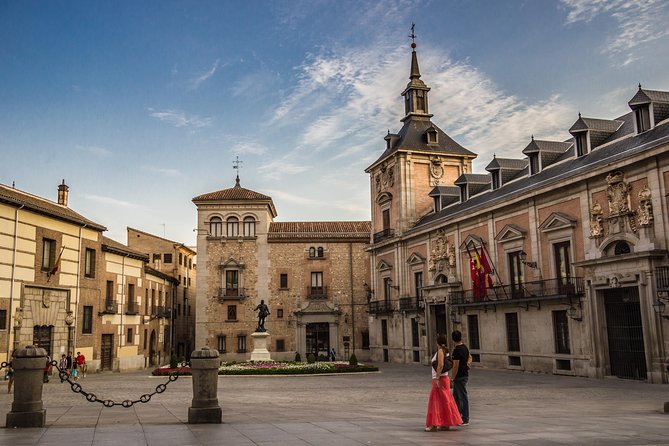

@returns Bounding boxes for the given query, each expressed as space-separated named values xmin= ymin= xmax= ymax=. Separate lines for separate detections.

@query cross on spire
xmin=233 ymin=156 xmax=243 ymax=186
xmin=409 ymin=22 xmax=416 ymax=48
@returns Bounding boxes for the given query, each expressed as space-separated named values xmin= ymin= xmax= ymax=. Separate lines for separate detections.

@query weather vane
xmin=409 ymin=22 xmax=416 ymax=47
xmin=233 ymin=155 xmax=243 ymax=185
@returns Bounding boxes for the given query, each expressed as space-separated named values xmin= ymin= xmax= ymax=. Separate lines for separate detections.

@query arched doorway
xmin=149 ymin=330 xmax=157 ymax=366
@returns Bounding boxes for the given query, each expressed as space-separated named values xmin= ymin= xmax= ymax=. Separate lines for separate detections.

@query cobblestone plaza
xmin=1 ymin=364 xmax=667 ymax=445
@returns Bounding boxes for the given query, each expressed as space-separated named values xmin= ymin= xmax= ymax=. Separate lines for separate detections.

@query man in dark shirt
xmin=451 ymin=330 xmax=470 ymax=425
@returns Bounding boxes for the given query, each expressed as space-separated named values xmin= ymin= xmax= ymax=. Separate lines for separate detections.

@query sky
xmin=1 ymin=0 xmax=668 ymax=247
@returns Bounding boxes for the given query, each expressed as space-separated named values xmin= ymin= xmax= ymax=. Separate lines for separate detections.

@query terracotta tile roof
xmin=127 ymin=227 xmax=196 ymax=255
xmin=268 ymin=221 xmax=371 ymax=241
xmin=192 ymin=184 xmax=272 ymax=202
xmin=0 ymin=183 xmax=106 ymax=232
xmin=102 ymin=236 xmax=149 ymax=261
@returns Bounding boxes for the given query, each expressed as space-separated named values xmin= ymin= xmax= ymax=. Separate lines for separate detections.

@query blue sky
xmin=2 ymin=0 xmax=668 ymax=246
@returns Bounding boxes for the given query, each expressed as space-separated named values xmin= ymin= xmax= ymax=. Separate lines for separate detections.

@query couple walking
xmin=425 ymin=330 xmax=470 ymax=432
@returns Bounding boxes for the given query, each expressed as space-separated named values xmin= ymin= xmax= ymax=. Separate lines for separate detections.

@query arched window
xmin=209 ymin=217 xmax=222 ymax=237
xmin=614 ymin=241 xmax=631 ymax=255
xmin=243 ymin=217 xmax=256 ymax=237
xmin=435 ymin=274 xmax=448 ymax=284
xmin=317 ymin=247 xmax=324 ymax=257
xmin=227 ymin=217 xmax=239 ymax=237
xmin=309 ymin=247 xmax=316 ymax=258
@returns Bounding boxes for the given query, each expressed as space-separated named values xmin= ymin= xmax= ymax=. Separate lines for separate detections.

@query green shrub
xmin=170 ymin=354 xmax=178 ymax=369
xmin=294 ymin=352 xmax=301 ymax=362
xmin=307 ymin=353 xmax=315 ymax=363
xmin=349 ymin=353 xmax=358 ymax=366
xmin=318 ymin=354 xmax=328 ymax=362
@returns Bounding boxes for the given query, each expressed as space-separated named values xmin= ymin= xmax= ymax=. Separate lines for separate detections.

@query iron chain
xmin=0 ymin=361 xmax=7 ymax=371
xmin=50 ymin=360 xmax=189 ymax=408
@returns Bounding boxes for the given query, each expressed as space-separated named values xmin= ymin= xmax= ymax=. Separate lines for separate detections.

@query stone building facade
xmin=366 ymin=43 xmax=669 ymax=383
xmin=127 ymin=227 xmax=196 ymax=360
xmin=193 ymin=177 xmax=371 ymax=361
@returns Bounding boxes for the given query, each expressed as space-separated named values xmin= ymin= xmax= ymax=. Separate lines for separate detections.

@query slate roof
xmin=569 ymin=116 xmax=623 ymax=133
xmin=268 ymin=221 xmax=371 ymax=242
xmin=485 ymin=157 xmax=528 ymax=171
xmin=522 ymin=139 xmax=572 ymax=155
xmin=102 ymin=236 xmax=149 ymax=261
xmin=0 ymin=183 xmax=107 ymax=232
xmin=628 ymin=88 xmax=669 ymax=106
xmin=454 ymin=173 xmax=490 ymax=185
xmin=414 ymin=112 xmax=669 ymax=230
xmin=428 ymin=186 xmax=459 ymax=197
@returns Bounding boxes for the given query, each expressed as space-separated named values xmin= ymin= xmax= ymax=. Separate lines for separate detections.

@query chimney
xmin=57 ymin=179 xmax=69 ymax=207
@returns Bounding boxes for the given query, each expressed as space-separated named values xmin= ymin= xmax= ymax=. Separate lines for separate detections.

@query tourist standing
xmin=451 ymin=330 xmax=471 ymax=425
xmin=6 ymin=360 xmax=14 ymax=393
xmin=43 ymin=355 xmax=51 ymax=383
xmin=59 ymin=354 xmax=68 ymax=382
xmin=425 ymin=333 xmax=462 ymax=431
xmin=76 ymin=352 xmax=87 ymax=377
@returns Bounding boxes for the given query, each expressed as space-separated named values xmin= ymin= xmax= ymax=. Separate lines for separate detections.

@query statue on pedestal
xmin=254 ymin=300 xmax=270 ymax=332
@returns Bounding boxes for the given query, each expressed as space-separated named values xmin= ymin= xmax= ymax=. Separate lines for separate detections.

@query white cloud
xmin=264 ymin=189 xmax=319 ymax=206
xmin=76 ymin=145 xmax=113 ymax=157
xmin=561 ymin=0 xmax=669 ymax=64
xmin=190 ymin=59 xmax=220 ymax=89
xmin=229 ymin=141 xmax=268 ymax=156
xmin=148 ymin=108 xmax=212 ymax=128
xmin=141 ymin=166 xmax=182 ymax=177
xmin=84 ymin=194 xmax=139 ymax=208
xmin=257 ymin=160 xmax=310 ymax=180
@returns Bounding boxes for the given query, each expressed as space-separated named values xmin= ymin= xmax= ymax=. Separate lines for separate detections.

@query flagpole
xmin=481 ymin=242 xmax=500 ymax=285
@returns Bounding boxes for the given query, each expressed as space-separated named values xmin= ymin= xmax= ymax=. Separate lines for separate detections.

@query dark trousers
xmin=452 ymin=376 xmax=469 ymax=423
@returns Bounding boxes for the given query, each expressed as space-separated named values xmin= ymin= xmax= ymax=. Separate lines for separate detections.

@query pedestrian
xmin=71 ymin=356 xmax=78 ymax=381
xmin=451 ymin=330 xmax=472 ymax=426
xmin=425 ymin=333 xmax=462 ymax=431
xmin=330 ymin=347 xmax=336 ymax=362
xmin=66 ymin=352 xmax=73 ymax=371
xmin=59 ymin=354 xmax=68 ymax=382
xmin=76 ymin=352 xmax=87 ymax=377
xmin=6 ymin=360 xmax=14 ymax=393
xmin=43 ymin=355 xmax=51 ymax=383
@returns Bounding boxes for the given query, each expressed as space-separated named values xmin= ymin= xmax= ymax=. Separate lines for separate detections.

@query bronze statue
xmin=254 ymin=299 xmax=270 ymax=332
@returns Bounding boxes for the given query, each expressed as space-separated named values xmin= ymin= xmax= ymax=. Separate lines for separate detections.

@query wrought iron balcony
xmin=373 ymin=228 xmax=395 ymax=243
xmin=125 ymin=301 xmax=139 ymax=315
xmin=217 ymin=288 xmax=246 ymax=301
xmin=449 ymin=277 xmax=585 ymax=306
xmin=657 ymin=266 xmax=669 ymax=297
xmin=399 ymin=296 xmax=423 ymax=311
xmin=368 ymin=299 xmax=394 ymax=314
xmin=101 ymin=300 xmax=117 ymax=315
xmin=307 ymin=286 xmax=328 ymax=299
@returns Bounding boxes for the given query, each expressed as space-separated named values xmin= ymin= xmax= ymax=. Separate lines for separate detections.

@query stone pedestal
xmin=250 ymin=332 xmax=271 ymax=361
xmin=6 ymin=345 xmax=47 ymax=428
xmin=188 ymin=347 xmax=222 ymax=424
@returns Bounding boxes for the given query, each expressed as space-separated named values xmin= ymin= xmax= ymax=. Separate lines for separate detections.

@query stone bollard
xmin=188 ymin=347 xmax=222 ymax=424
xmin=6 ymin=345 xmax=47 ymax=428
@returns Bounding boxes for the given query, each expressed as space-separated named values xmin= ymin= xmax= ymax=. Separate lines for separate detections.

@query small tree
xmin=307 ymin=353 xmax=316 ymax=364
xmin=170 ymin=354 xmax=178 ymax=369
xmin=349 ymin=353 xmax=358 ymax=366
xmin=294 ymin=352 xmax=302 ymax=362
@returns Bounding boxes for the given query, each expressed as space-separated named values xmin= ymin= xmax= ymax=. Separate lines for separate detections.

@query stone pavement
xmin=0 ymin=362 xmax=667 ymax=445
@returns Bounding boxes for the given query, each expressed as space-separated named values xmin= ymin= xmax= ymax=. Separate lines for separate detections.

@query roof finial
xmin=409 ymin=22 xmax=417 ymax=49
xmin=638 ymin=82 xmax=642 ymax=90
xmin=233 ymin=155 xmax=243 ymax=187
xmin=578 ymin=112 xmax=581 ymax=118
xmin=531 ymin=134 xmax=534 ymax=141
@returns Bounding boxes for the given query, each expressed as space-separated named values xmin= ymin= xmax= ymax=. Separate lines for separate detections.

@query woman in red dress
xmin=425 ymin=333 xmax=463 ymax=431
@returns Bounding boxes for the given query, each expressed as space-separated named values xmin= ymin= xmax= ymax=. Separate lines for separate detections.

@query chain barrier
xmin=0 ymin=361 xmax=7 ymax=371
xmin=50 ymin=359 xmax=190 ymax=408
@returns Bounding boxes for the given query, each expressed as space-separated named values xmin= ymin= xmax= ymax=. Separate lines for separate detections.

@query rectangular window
xmin=144 ymin=289 xmax=149 ymax=314
xmin=276 ymin=339 xmax=285 ymax=352
xmin=381 ymin=319 xmax=388 ymax=346
xmin=179 ymin=253 xmax=183 ymax=265
xmin=505 ymin=312 xmax=520 ymax=352
xmin=382 ymin=209 xmax=390 ymax=231
xmin=508 ymin=251 xmax=524 ymax=298
xmin=82 ymin=306 xmax=93 ymax=334
xmin=105 ymin=281 xmax=114 ymax=308
xmin=227 ymin=305 xmax=237 ymax=321
xmin=217 ymin=335 xmax=227 ymax=353
xmin=467 ymin=314 xmax=480 ymax=350
xmin=178 ymin=303 xmax=182 ymax=316
xmin=143 ymin=329 xmax=147 ymax=349
xmin=126 ymin=328 xmax=133 ymax=344
xmin=153 ymin=253 xmax=161 ymax=262
xmin=188 ymin=305 xmax=191 ymax=316
xmin=227 ymin=218 xmax=239 ymax=237
xmin=0 ymin=309 xmax=7 ymax=330
xmin=575 ymin=132 xmax=588 ymax=157
xmin=492 ymin=172 xmax=500 ymax=190
xmin=310 ymin=272 xmax=323 ymax=295
xmin=243 ymin=218 xmax=256 ymax=237
xmin=411 ymin=318 xmax=419 ymax=347
xmin=237 ymin=335 xmax=247 ymax=353
xmin=280 ymin=273 xmax=288 ymax=288
xmin=42 ymin=238 xmax=56 ymax=270
xmin=151 ymin=289 xmax=156 ymax=314
xmin=84 ymin=248 xmax=96 ymax=278
xmin=164 ymin=253 xmax=172 ymax=263
xmin=383 ymin=277 xmax=391 ymax=302
xmin=188 ymin=258 xmax=192 ymax=269
xmin=554 ymin=242 xmax=571 ymax=286
xmin=530 ymin=154 xmax=539 ymax=175
xmin=553 ymin=310 xmax=571 ymax=354
xmin=127 ymin=283 xmax=135 ymax=313
xmin=226 ymin=270 xmax=239 ymax=295
xmin=635 ymin=106 xmax=651 ymax=133
xmin=414 ymin=271 xmax=423 ymax=298
xmin=277 ymin=308 xmax=284 ymax=318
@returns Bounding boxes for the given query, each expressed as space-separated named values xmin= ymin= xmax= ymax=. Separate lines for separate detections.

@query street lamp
xmin=519 ymin=250 xmax=538 ymax=269
xmin=652 ymin=299 xmax=669 ymax=319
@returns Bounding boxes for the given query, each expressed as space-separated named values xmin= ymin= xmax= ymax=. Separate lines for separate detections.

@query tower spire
xmin=233 ymin=156 xmax=243 ymax=187
xmin=401 ymin=23 xmax=432 ymax=122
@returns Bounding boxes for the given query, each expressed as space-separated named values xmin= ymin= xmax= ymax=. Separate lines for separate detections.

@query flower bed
xmin=152 ymin=361 xmax=378 ymax=376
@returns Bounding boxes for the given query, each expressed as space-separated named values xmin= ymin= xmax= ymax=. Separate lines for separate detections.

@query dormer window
xmin=529 ymin=155 xmax=539 ymax=175
xmin=575 ymin=132 xmax=588 ymax=157
xmin=634 ymin=106 xmax=651 ymax=133
xmin=491 ymin=172 xmax=500 ymax=190
xmin=426 ymin=127 xmax=438 ymax=144
xmin=459 ymin=185 xmax=467 ymax=202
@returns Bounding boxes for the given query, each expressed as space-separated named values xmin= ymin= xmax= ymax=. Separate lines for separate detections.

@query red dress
xmin=425 ymin=357 xmax=463 ymax=428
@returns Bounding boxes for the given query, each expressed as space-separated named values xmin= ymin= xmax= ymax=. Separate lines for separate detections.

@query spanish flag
xmin=47 ymin=246 xmax=65 ymax=282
